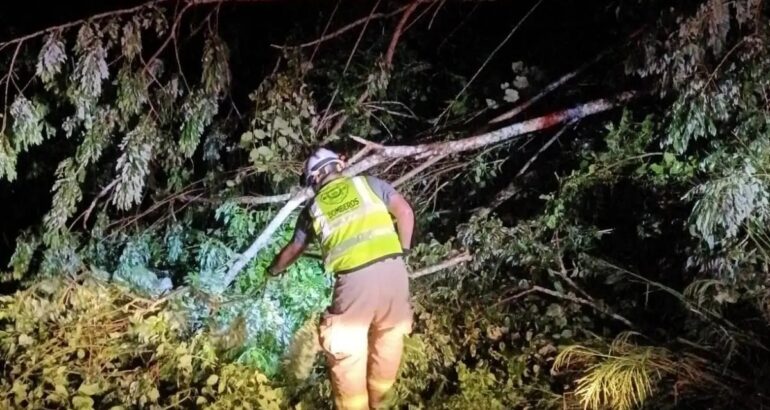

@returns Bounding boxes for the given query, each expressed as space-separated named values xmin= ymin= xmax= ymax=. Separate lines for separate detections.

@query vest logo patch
xmin=319 ymin=183 xmax=350 ymax=206
xmin=327 ymin=198 xmax=360 ymax=219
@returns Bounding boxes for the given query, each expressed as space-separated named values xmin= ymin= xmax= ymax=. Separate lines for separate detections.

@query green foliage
xmin=5 ymin=231 xmax=39 ymax=281
xmin=3 ymin=1 xmax=770 ymax=409
xmin=43 ymin=158 xmax=85 ymax=246
xmin=112 ymin=115 xmax=157 ymax=211
xmin=240 ymin=69 xmax=320 ymax=185
xmin=688 ymin=166 xmax=769 ymax=249
xmin=553 ymin=333 xmax=722 ymax=410
xmin=10 ymin=95 xmax=51 ymax=152
xmin=202 ymin=34 xmax=231 ymax=97
xmin=0 ymin=277 xmax=285 ymax=409
xmin=68 ymin=24 xmax=110 ymax=125
xmin=36 ymin=33 xmax=67 ymax=86
xmin=180 ymin=90 xmax=219 ymax=159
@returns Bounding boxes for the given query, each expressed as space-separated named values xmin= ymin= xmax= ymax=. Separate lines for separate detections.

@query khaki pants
xmin=318 ymin=257 xmax=413 ymax=410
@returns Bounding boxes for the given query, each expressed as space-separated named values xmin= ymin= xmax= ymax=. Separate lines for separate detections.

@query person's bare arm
xmin=268 ymin=209 xmax=312 ymax=276
xmin=388 ymin=192 xmax=414 ymax=251
xmin=268 ymin=241 xmax=307 ymax=276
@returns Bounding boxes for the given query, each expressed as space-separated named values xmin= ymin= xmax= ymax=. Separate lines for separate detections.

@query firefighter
xmin=268 ymin=147 xmax=414 ymax=409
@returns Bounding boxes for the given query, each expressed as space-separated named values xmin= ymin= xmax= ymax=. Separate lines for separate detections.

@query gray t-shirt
xmin=291 ymin=175 xmax=397 ymax=246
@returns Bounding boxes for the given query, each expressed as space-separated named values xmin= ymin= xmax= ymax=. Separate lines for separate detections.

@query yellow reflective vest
xmin=309 ymin=176 xmax=403 ymax=274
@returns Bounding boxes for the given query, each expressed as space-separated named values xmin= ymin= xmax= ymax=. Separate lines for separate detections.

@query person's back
xmin=268 ymin=148 xmax=415 ymax=410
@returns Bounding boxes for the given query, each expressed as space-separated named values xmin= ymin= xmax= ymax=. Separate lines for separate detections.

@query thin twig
xmin=1 ymin=41 xmax=23 ymax=134
xmin=518 ymin=120 xmax=575 ymax=178
xmin=78 ymin=180 xmax=119 ymax=229
xmin=432 ymin=0 xmax=544 ymax=128
xmin=0 ymin=1 xmax=160 ymax=47
xmin=285 ymin=3 xmax=415 ymax=49
xmin=0 ymin=0 xmax=284 ymax=50
xmin=478 ymin=120 xmax=576 ymax=215
xmin=325 ymin=0 xmax=419 ymax=139
xmin=309 ymin=0 xmax=342 ymax=64
xmin=144 ymin=3 xmax=193 ymax=76
xmin=319 ymin=0 xmax=381 ymax=138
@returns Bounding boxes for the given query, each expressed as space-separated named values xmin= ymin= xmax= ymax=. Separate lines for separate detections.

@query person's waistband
xmin=333 ymin=253 xmax=404 ymax=275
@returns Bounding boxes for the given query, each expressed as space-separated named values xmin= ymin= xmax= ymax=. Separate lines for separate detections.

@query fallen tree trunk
xmin=221 ymin=92 xmax=635 ymax=291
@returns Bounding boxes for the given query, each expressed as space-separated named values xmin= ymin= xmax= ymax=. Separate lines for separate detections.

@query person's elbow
xmin=390 ymin=194 xmax=414 ymax=223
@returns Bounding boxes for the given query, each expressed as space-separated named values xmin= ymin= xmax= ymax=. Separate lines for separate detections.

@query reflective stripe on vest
xmin=310 ymin=176 xmax=403 ymax=274
xmin=323 ymin=226 xmax=396 ymax=266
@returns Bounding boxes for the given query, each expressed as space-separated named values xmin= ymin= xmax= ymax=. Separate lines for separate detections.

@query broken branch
xmin=410 ymin=252 xmax=472 ymax=279
xmin=477 ymin=119 xmax=576 ymax=216
xmin=221 ymin=93 xmax=635 ymax=291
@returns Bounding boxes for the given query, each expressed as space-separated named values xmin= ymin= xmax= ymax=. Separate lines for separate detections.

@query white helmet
xmin=303 ymin=148 xmax=344 ymax=186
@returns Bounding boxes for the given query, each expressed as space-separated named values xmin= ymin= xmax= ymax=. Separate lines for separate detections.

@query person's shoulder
xmin=364 ymin=174 xmax=391 ymax=187
xmin=297 ymin=204 xmax=312 ymax=222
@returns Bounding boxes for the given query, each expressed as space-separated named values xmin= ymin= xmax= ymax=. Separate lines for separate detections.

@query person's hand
xmin=267 ymin=266 xmax=281 ymax=277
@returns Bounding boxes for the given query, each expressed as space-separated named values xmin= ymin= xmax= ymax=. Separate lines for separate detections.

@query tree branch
xmin=392 ymin=152 xmax=448 ymax=187
xmin=286 ymin=3 xmax=419 ymax=49
xmin=0 ymin=1 xmax=164 ymax=49
xmin=0 ymin=0 xmax=278 ymax=50
xmin=221 ymin=93 xmax=635 ymax=292
xmin=409 ymin=252 xmax=472 ymax=279
xmin=79 ymin=180 xmax=119 ymax=228
xmin=500 ymin=285 xmax=634 ymax=328
xmin=476 ymin=120 xmax=576 ymax=216
xmin=385 ymin=1 xmax=420 ymax=67
xmin=0 ymin=40 xmax=23 ymax=135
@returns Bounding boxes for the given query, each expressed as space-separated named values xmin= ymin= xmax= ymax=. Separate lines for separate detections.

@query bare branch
xmin=0 ymin=41 xmax=23 ymax=135
xmin=0 ymin=1 xmax=164 ymax=49
xmin=393 ymin=153 xmax=448 ymax=187
xmin=325 ymin=1 xmax=422 ymax=139
xmin=477 ymin=120 xmax=576 ymax=215
xmin=234 ymin=193 xmax=293 ymax=205
xmin=223 ymin=195 xmax=308 ymax=285
xmin=410 ymin=252 xmax=472 ymax=279
xmin=385 ymin=1 xmax=421 ymax=67
xmin=382 ymin=92 xmax=634 ymax=158
xmin=79 ymin=180 xmax=119 ymax=228
xmin=286 ymin=4 xmax=416 ymax=49
xmin=0 ymin=0 xmax=280 ymax=50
